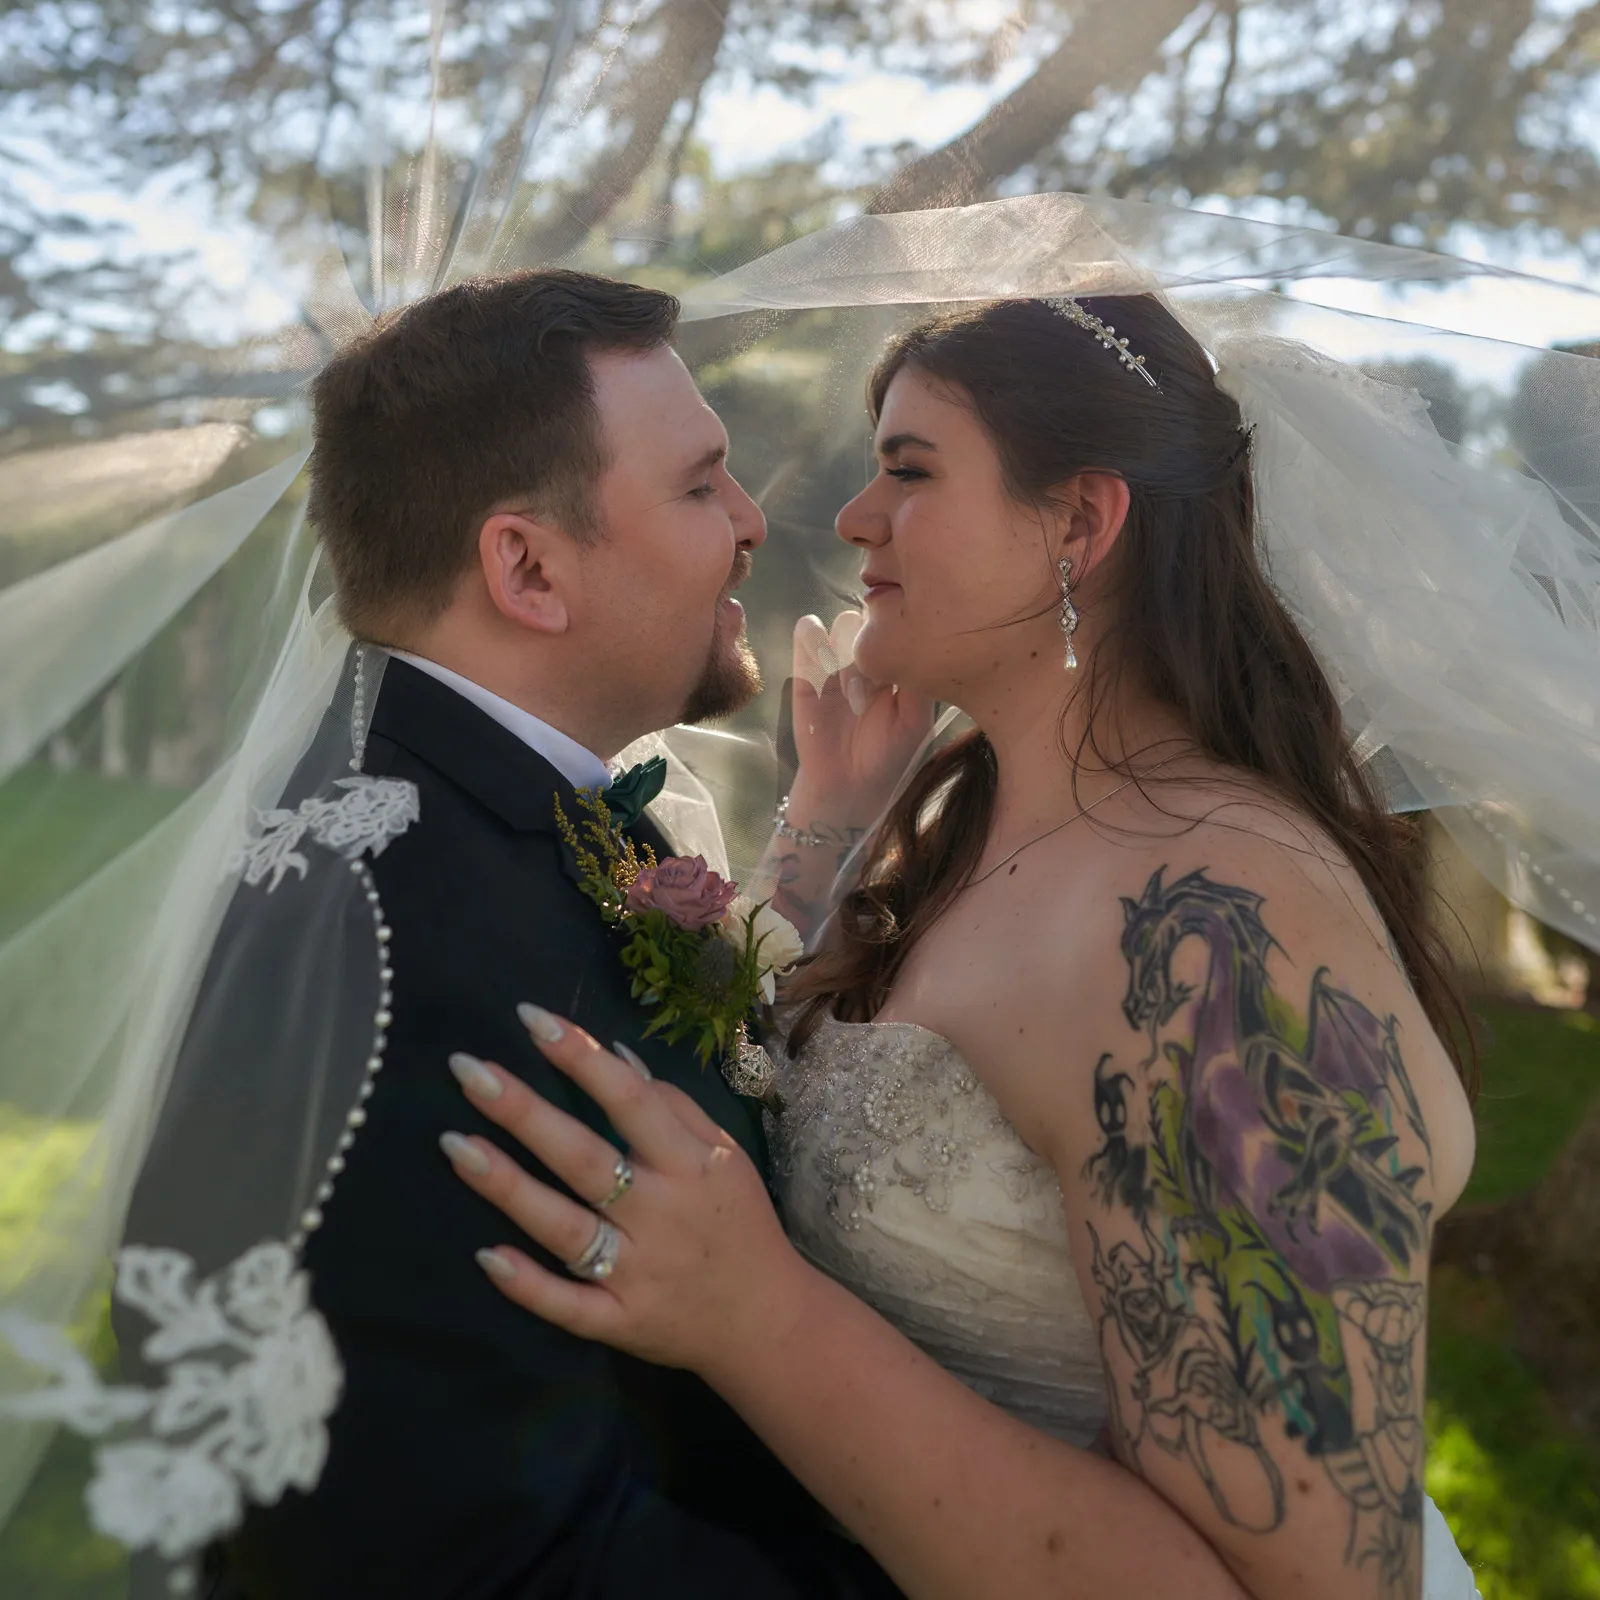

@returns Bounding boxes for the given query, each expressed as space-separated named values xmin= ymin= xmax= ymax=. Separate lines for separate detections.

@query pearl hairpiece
xmin=1041 ymin=296 xmax=1159 ymax=388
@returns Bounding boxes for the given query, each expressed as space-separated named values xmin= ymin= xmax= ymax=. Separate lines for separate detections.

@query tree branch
xmin=521 ymin=0 xmax=731 ymax=262
xmin=865 ymin=0 xmax=1196 ymax=214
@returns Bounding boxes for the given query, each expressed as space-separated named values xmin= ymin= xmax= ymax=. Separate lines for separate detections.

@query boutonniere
xmin=554 ymin=789 xmax=802 ymax=1103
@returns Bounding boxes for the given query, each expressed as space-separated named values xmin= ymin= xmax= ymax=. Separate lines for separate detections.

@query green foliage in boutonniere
xmin=554 ymin=788 xmax=804 ymax=1068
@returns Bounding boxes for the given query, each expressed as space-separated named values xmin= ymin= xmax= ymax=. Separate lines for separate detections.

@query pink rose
xmin=625 ymin=855 xmax=739 ymax=931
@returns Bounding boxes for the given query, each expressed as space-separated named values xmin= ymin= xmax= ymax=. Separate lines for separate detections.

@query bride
xmin=440 ymin=291 xmax=1484 ymax=1598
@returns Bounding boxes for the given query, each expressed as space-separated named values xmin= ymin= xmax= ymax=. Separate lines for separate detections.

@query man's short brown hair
xmin=307 ymin=269 xmax=680 ymax=637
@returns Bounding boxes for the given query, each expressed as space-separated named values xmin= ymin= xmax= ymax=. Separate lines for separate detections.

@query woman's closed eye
xmin=687 ymin=480 xmax=718 ymax=500
xmin=884 ymin=465 xmax=928 ymax=483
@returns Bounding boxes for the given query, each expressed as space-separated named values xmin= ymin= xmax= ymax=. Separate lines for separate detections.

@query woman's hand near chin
xmin=756 ymin=611 xmax=935 ymax=942
xmin=441 ymin=1007 xmax=818 ymax=1377
xmin=790 ymin=610 xmax=933 ymax=824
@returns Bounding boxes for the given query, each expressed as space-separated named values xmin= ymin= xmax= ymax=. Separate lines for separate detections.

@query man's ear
xmin=478 ymin=511 xmax=574 ymax=635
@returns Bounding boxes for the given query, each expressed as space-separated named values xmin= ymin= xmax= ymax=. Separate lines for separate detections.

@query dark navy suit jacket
xmin=120 ymin=658 xmax=898 ymax=1600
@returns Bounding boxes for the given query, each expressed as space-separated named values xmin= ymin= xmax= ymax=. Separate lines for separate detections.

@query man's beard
xmin=681 ymin=555 xmax=762 ymax=724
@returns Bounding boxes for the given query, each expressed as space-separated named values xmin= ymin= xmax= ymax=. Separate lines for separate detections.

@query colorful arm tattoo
xmin=1085 ymin=867 xmax=1430 ymax=1595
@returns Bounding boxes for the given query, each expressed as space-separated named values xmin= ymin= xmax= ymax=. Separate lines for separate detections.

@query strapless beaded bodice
xmin=770 ymin=1015 xmax=1109 ymax=1448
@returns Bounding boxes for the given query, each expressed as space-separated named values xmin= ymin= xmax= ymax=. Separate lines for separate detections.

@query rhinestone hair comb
xmin=1041 ymin=296 xmax=1159 ymax=387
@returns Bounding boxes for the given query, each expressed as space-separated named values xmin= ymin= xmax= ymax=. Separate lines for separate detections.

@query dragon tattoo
xmin=1086 ymin=867 xmax=1432 ymax=1595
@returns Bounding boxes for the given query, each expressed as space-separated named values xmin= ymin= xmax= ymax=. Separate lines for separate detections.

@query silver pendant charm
xmin=724 ymin=1024 xmax=781 ymax=1109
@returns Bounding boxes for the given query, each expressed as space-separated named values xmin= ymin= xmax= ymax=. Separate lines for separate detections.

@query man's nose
xmin=728 ymin=473 xmax=767 ymax=550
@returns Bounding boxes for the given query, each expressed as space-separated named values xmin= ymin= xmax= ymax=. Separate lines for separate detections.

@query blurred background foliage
xmin=2 ymin=0 xmax=1599 ymax=1594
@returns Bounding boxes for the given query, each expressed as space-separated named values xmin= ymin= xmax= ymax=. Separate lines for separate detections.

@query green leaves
xmin=553 ymin=788 xmax=771 ymax=1069
xmin=616 ymin=906 xmax=766 ymax=1068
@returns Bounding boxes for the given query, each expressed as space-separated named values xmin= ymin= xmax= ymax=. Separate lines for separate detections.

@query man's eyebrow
xmin=680 ymin=443 xmax=728 ymax=481
xmin=876 ymin=431 xmax=938 ymax=455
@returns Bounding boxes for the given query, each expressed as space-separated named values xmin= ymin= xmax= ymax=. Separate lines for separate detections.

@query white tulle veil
xmin=1 ymin=182 xmax=1598 ymax=1590
xmin=677 ymin=195 xmax=1600 ymax=953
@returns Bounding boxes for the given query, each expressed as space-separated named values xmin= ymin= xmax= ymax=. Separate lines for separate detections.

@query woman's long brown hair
xmin=786 ymin=296 xmax=1475 ymax=1092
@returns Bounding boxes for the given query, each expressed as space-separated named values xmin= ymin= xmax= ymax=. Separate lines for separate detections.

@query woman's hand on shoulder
xmin=1032 ymin=819 xmax=1448 ymax=1600
xmin=441 ymin=1009 xmax=816 ymax=1383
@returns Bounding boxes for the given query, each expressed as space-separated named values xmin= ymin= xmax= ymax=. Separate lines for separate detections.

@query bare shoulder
xmin=1004 ymin=778 xmax=1472 ymax=1196
xmin=1002 ymin=784 xmax=1464 ymax=1599
xmin=1006 ymin=776 xmax=1430 ymax=1063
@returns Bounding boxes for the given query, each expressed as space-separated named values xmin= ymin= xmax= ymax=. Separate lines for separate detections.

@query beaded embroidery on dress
xmin=771 ymin=1014 xmax=1108 ymax=1448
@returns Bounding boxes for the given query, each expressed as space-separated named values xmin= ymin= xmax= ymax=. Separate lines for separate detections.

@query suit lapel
xmin=363 ymin=660 xmax=766 ymax=1146
xmin=367 ymin=657 xmax=590 ymax=886
xmin=366 ymin=658 xmax=679 ymax=886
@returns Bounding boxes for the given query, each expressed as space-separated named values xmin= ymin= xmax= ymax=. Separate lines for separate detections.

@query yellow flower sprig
xmin=554 ymin=788 xmax=656 ymax=917
xmin=550 ymin=787 xmax=800 ymax=1074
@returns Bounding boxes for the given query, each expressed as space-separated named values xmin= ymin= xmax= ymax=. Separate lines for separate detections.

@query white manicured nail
xmin=448 ymin=1052 xmax=502 ymax=1098
xmin=845 ymin=676 xmax=870 ymax=716
xmin=793 ymin=614 xmax=833 ymax=694
xmin=830 ymin=609 xmax=864 ymax=667
xmin=517 ymin=1003 xmax=565 ymax=1043
xmin=613 ymin=1041 xmax=653 ymax=1080
xmin=440 ymin=1132 xmax=491 ymax=1175
xmin=475 ymin=1248 xmax=516 ymax=1284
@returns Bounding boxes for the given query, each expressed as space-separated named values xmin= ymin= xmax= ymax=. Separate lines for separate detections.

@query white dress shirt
xmin=389 ymin=652 xmax=613 ymax=792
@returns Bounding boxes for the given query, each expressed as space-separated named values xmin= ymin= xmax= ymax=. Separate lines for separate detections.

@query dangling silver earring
xmin=1057 ymin=557 xmax=1080 ymax=671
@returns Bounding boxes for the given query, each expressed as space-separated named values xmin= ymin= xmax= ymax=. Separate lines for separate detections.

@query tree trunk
xmin=1523 ymin=1090 xmax=1600 ymax=1307
xmin=521 ymin=0 xmax=730 ymax=263
xmin=865 ymin=0 xmax=1197 ymax=214
xmin=1434 ymin=1091 xmax=1600 ymax=1431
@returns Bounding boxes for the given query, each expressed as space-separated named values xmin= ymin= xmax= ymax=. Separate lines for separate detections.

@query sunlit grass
xmin=0 ymin=1108 xmax=102 ymax=1298
xmin=1424 ymin=1000 xmax=1600 ymax=1598
xmin=1462 ymin=1005 xmax=1600 ymax=1205
xmin=1428 ymin=1264 xmax=1600 ymax=1599
xmin=0 ymin=764 xmax=184 ymax=945
xmin=0 ymin=1107 xmax=124 ymax=1598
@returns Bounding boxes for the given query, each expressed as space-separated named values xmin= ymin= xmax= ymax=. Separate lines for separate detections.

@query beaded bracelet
xmin=773 ymin=797 xmax=838 ymax=849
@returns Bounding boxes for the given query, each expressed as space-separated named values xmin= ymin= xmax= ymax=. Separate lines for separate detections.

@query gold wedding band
xmin=596 ymin=1155 xmax=633 ymax=1211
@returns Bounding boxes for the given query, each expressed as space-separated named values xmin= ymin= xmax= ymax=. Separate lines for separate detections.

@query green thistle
xmin=693 ymin=936 xmax=739 ymax=1001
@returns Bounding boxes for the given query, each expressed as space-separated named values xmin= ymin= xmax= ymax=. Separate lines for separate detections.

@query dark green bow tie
xmin=604 ymin=755 xmax=667 ymax=830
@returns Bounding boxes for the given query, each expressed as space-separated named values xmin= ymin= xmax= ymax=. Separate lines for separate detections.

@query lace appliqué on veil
xmin=236 ymin=775 xmax=419 ymax=891
xmin=0 ymin=1244 xmax=341 ymax=1562
xmin=0 ymin=778 xmax=413 ymax=1583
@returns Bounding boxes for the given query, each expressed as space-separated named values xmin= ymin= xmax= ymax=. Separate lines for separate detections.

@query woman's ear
xmin=1055 ymin=470 xmax=1132 ymax=581
xmin=478 ymin=511 xmax=574 ymax=635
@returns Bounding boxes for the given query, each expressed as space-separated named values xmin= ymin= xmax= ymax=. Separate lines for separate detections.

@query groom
xmin=119 ymin=271 xmax=896 ymax=1598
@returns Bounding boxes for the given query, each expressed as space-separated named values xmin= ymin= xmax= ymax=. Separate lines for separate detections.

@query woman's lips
xmin=862 ymin=582 xmax=900 ymax=602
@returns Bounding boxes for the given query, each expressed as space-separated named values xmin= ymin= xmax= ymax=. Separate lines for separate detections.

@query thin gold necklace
xmin=962 ymin=753 xmax=1185 ymax=891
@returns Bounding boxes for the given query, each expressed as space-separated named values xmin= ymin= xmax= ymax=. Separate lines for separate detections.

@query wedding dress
xmin=772 ymin=1013 xmax=1482 ymax=1600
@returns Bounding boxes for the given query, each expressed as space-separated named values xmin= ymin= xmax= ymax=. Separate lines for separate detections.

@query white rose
xmin=716 ymin=895 xmax=753 ymax=948
xmin=750 ymin=903 xmax=805 ymax=973
xmin=718 ymin=897 xmax=805 ymax=1002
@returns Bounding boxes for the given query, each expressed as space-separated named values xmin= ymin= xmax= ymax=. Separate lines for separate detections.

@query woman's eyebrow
xmin=876 ymin=431 xmax=938 ymax=456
